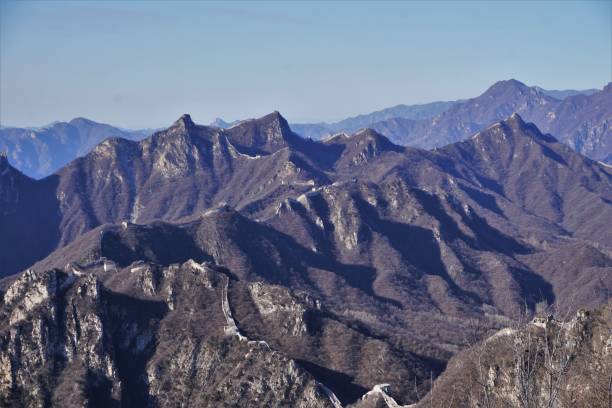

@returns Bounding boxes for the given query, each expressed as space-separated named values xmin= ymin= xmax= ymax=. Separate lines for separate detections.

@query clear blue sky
xmin=1 ymin=1 xmax=610 ymax=128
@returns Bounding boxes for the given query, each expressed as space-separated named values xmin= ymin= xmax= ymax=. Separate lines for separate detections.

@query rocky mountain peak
xmin=1 ymin=96 xmax=611 ymax=406
xmin=348 ymin=128 xmax=402 ymax=152
xmin=259 ymin=111 xmax=293 ymax=135
xmin=353 ymin=127 xmax=387 ymax=140
xmin=485 ymin=78 xmax=530 ymax=95
xmin=506 ymin=112 xmax=526 ymax=127
xmin=328 ymin=127 xmax=404 ymax=169
xmin=171 ymin=114 xmax=197 ymax=131
xmin=479 ymin=79 xmax=557 ymax=105
xmin=68 ymin=117 xmax=97 ymax=127
xmin=222 ymin=111 xmax=299 ymax=155
xmin=263 ymin=110 xmax=285 ymax=122
xmin=211 ymin=117 xmax=231 ymax=128
xmin=501 ymin=113 xmax=558 ymax=143
xmin=468 ymin=114 xmax=546 ymax=149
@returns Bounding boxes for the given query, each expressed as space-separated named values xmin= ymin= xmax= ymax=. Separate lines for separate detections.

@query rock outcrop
xmin=414 ymin=304 xmax=612 ymax=407
xmin=0 ymin=261 xmax=343 ymax=407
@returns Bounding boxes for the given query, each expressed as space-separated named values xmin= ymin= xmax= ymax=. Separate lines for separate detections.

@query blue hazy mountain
xmin=0 ymin=118 xmax=153 ymax=178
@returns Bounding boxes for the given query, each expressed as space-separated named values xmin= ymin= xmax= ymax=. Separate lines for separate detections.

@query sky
xmin=1 ymin=1 xmax=610 ymax=128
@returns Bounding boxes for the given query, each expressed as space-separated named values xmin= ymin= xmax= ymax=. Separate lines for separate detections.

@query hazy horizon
xmin=1 ymin=1 xmax=610 ymax=128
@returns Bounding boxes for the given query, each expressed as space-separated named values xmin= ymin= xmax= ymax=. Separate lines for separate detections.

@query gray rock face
xmin=248 ymin=282 xmax=319 ymax=337
xmin=414 ymin=304 xmax=612 ymax=408
xmin=0 ymin=261 xmax=342 ymax=407
xmin=3 ymin=112 xmax=611 ymax=346
xmin=0 ymin=269 xmax=119 ymax=407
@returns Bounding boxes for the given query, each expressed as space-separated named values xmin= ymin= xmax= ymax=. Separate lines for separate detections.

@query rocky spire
xmin=507 ymin=112 xmax=525 ymax=127
xmin=172 ymin=114 xmax=196 ymax=132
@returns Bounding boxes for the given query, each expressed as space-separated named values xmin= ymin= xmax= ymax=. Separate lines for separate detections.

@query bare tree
xmin=512 ymin=320 xmax=541 ymax=408
xmin=420 ymin=301 xmax=608 ymax=408
xmin=464 ymin=304 xmax=584 ymax=408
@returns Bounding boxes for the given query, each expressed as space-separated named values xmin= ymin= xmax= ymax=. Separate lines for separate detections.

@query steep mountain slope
xmin=0 ymin=258 xmax=440 ymax=406
xmin=0 ymin=153 xmax=61 ymax=277
xmin=0 ymin=112 xmax=337 ymax=277
xmin=3 ymin=81 xmax=606 ymax=181
xmin=411 ymin=303 xmax=612 ymax=408
xmin=540 ymin=83 xmax=612 ymax=163
xmin=382 ymin=79 xmax=560 ymax=148
xmin=0 ymin=262 xmax=340 ymax=407
xmin=290 ymin=81 xmax=605 ymax=151
xmin=0 ymin=118 xmax=151 ymax=178
xmin=440 ymin=114 xmax=612 ymax=244
xmin=53 ymin=112 xmax=332 ymax=241
xmin=21 ymin=116 xmax=612 ymax=346
xmin=2 ymin=113 xmax=611 ymax=309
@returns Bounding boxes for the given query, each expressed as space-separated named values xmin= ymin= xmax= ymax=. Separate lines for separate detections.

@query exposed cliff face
xmin=0 ymin=258 xmax=441 ymax=407
xmin=55 ymin=113 xmax=329 ymax=238
xmin=0 ymin=269 xmax=120 ymax=407
xmin=414 ymin=304 xmax=612 ymax=408
xmin=0 ymin=261 xmax=342 ymax=407
xmin=247 ymin=282 xmax=319 ymax=337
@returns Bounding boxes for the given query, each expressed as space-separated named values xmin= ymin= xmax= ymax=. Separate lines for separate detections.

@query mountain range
xmin=0 ymin=118 xmax=152 ymax=179
xmin=294 ymin=80 xmax=611 ymax=164
xmin=0 ymin=108 xmax=610 ymax=406
xmin=1 ymin=80 xmax=608 ymax=181
xmin=290 ymin=100 xmax=457 ymax=139
xmin=372 ymin=80 xmax=611 ymax=163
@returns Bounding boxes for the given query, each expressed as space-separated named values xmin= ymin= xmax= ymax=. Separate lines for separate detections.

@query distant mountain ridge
xmin=0 ymin=81 xmax=606 ymax=179
xmin=291 ymin=100 xmax=457 ymax=139
xmin=289 ymin=82 xmax=601 ymax=141
xmin=364 ymin=80 xmax=611 ymax=163
xmin=209 ymin=117 xmax=241 ymax=128
xmin=0 ymin=118 xmax=153 ymax=178
xmin=535 ymin=86 xmax=599 ymax=100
